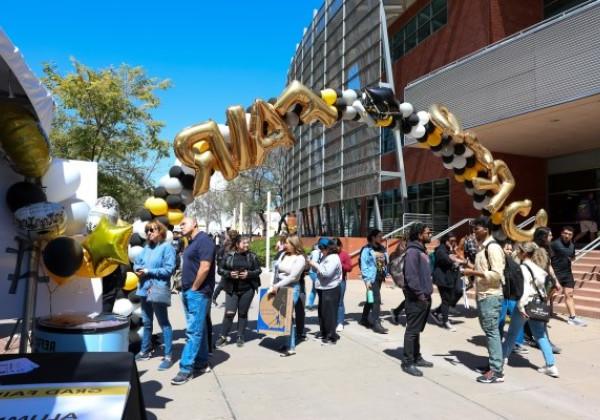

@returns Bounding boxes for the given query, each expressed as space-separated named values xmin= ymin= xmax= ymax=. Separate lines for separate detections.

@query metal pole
xmin=239 ymin=202 xmax=244 ymax=234
xmin=20 ymin=240 xmax=39 ymax=354
xmin=266 ymin=191 xmax=271 ymax=271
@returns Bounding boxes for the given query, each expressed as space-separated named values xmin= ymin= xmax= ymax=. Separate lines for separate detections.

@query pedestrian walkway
xmin=139 ymin=275 xmax=600 ymax=420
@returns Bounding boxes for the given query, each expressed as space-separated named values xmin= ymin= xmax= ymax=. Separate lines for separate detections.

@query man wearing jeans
xmin=463 ymin=216 xmax=506 ymax=384
xmin=171 ymin=217 xmax=216 ymax=385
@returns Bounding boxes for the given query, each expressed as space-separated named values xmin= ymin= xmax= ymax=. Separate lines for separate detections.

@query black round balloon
xmin=491 ymin=223 xmax=502 ymax=231
xmin=129 ymin=233 xmax=144 ymax=247
xmin=401 ymin=119 xmax=412 ymax=134
xmin=130 ymin=316 xmax=143 ymax=329
xmin=169 ymin=166 xmax=185 ymax=180
xmin=442 ymin=154 xmax=454 ymax=164
xmin=430 ymin=142 xmax=444 ymax=152
xmin=454 ymin=167 xmax=466 ymax=175
xmin=153 ymin=186 xmax=168 ymax=198
xmin=482 ymin=209 xmax=492 ymax=217
xmin=167 ymin=224 xmax=174 ymax=231
xmin=128 ymin=292 xmax=142 ymax=304
xmin=178 ymin=203 xmax=187 ymax=212
xmin=336 ymin=106 xmax=344 ymax=121
xmin=156 ymin=216 xmax=169 ymax=226
xmin=181 ymin=174 xmax=195 ymax=190
xmin=465 ymin=155 xmax=477 ymax=168
xmin=440 ymin=134 xmax=452 ymax=146
xmin=453 ymin=143 xmax=466 ymax=155
xmin=425 ymin=122 xmax=435 ymax=134
xmin=464 ymin=180 xmax=474 ymax=189
xmin=43 ymin=237 xmax=84 ymax=278
xmin=6 ymin=182 xmax=47 ymax=212
xmin=416 ymin=132 xmax=428 ymax=143
xmin=486 ymin=190 xmax=495 ymax=197
xmin=137 ymin=208 xmax=153 ymax=222
xmin=166 ymin=194 xmax=183 ymax=208
xmin=477 ymin=170 xmax=488 ymax=178
xmin=473 ymin=193 xmax=487 ymax=203
xmin=407 ymin=112 xmax=420 ymax=127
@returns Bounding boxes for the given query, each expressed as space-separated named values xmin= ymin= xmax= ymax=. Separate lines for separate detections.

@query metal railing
xmin=349 ymin=221 xmax=417 ymax=257
xmin=575 ymin=235 xmax=600 ymax=261
xmin=432 ymin=218 xmax=473 ymax=241
xmin=517 ymin=216 xmax=536 ymax=229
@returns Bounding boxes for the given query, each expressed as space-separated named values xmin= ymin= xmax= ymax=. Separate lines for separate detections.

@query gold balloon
xmin=375 ymin=116 xmax=394 ymax=127
xmin=0 ymin=103 xmax=51 ymax=178
xmin=144 ymin=197 xmax=168 ymax=216
xmin=167 ymin=209 xmax=184 ymax=226
xmin=320 ymin=88 xmax=337 ymax=106
xmin=250 ymin=100 xmax=295 ymax=166
xmin=227 ymin=105 xmax=255 ymax=170
xmin=429 ymin=104 xmax=462 ymax=137
xmin=454 ymin=173 xmax=465 ymax=183
xmin=472 ymin=160 xmax=515 ymax=214
xmin=491 ymin=210 xmax=504 ymax=225
xmin=123 ymin=272 xmax=139 ymax=291
xmin=463 ymin=132 xmax=494 ymax=170
xmin=82 ymin=217 xmax=132 ymax=276
xmin=502 ymin=200 xmax=549 ymax=242
xmin=274 ymin=80 xmax=338 ymax=126
xmin=76 ymin=248 xmax=117 ymax=277
xmin=426 ymin=128 xmax=443 ymax=147
xmin=463 ymin=167 xmax=478 ymax=181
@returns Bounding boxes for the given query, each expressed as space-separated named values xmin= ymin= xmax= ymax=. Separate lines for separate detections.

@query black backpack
xmin=484 ymin=242 xmax=524 ymax=299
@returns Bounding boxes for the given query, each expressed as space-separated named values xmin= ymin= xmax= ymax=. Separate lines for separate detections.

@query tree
xmin=42 ymin=58 xmax=171 ymax=219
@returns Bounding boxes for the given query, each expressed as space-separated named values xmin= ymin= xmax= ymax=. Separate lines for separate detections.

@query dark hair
xmin=325 ymin=243 xmax=339 ymax=254
xmin=471 ymin=216 xmax=491 ymax=231
xmin=367 ymin=229 xmax=382 ymax=243
xmin=335 ymin=238 xmax=343 ymax=247
xmin=233 ymin=234 xmax=250 ymax=251
xmin=533 ymin=227 xmax=552 ymax=248
xmin=441 ymin=233 xmax=457 ymax=243
xmin=408 ymin=222 xmax=428 ymax=241
xmin=562 ymin=225 xmax=575 ymax=234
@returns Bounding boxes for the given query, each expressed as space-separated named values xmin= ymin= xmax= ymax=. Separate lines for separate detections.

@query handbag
xmin=523 ymin=265 xmax=550 ymax=323
xmin=146 ymin=280 xmax=172 ymax=306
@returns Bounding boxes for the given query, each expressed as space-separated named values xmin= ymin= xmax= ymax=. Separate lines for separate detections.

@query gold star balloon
xmin=82 ymin=217 xmax=132 ymax=276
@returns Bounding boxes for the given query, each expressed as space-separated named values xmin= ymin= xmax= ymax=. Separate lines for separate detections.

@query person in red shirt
xmin=336 ymin=238 xmax=353 ymax=332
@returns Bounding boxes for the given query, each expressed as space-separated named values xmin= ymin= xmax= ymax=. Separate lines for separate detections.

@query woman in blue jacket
xmin=134 ymin=221 xmax=176 ymax=371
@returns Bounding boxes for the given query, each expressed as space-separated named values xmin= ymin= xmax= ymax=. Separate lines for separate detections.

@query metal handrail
xmin=575 ymin=235 xmax=600 ymax=261
xmin=517 ymin=216 xmax=536 ymax=229
xmin=349 ymin=221 xmax=417 ymax=257
xmin=432 ymin=218 xmax=473 ymax=241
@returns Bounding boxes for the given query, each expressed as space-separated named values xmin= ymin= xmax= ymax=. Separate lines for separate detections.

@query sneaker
xmin=280 ymin=349 xmax=296 ymax=357
xmin=212 ymin=299 xmax=218 ymax=307
xmin=504 ymin=357 xmax=508 ymax=366
xmin=236 ymin=337 xmax=245 ymax=348
xmin=215 ymin=336 xmax=228 ymax=348
xmin=512 ymin=344 xmax=529 ymax=355
xmin=415 ymin=357 xmax=434 ymax=368
xmin=358 ymin=319 xmax=372 ymax=328
xmin=443 ymin=321 xmax=456 ymax=332
xmin=401 ymin=363 xmax=423 ymax=377
xmin=372 ymin=322 xmax=389 ymax=334
xmin=390 ymin=311 xmax=399 ymax=325
xmin=476 ymin=370 xmax=504 ymax=384
xmin=476 ymin=365 xmax=491 ymax=374
xmin=193 ymin=363 xmax=211 ymax=374
xmin=336 ymin=323 xmax=344 ymax=332
xmin=568 ymin=316 xmax=587 ymax=327
xmin=135 ymin=352 xmax=151 ymax=361
xmin=430 ymin=312 xmax=443 ymax=326
xmin=538 ymin=365 xmax=560 ymax=378
xmin=170 ymin=371 xmax=192 ymax=385
xmin=158 ymin=357 xmax=172 ymax=371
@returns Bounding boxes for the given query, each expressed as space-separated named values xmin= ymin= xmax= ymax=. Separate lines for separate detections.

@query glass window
xmin=543 ymin=0 xmax=588 ymax=19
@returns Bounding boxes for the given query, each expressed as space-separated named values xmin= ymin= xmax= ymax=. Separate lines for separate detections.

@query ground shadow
xmin=467 ymin=335 xmax=487 ymax=348
xmin=138 ymin=371 xmax=173 ymax=410
xmin=383 ymin=347 xmax=405 ymax=362
xmin=446 ymin=350 xmax=489 ymax=371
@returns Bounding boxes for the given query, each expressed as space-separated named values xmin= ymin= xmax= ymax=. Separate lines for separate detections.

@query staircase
xmin=553 ymin=250 xmax=600 ymax=319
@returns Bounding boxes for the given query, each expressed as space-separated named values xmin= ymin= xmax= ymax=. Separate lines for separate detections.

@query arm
xmin=404 ymin=250 xmax=426 ymax=298
xmin=191 ymin=236 xmax=216 ymax=291
xmin=133 ymin=248 xmax=147 ymax=272
xmin=435 ymin=246 xmax=454 ymax=270
xmin=275 ymin=256 xmax=305 ymax=288
xmin=313 ymin=255 xmax=339 ymax=278
xmin=192 ymin=261 xmax=212 ymax=291
xmin=146 ymin=245 xmax=176 ymax=280
xmin=245 ymin=253 xmax=262 ymax=279
xmin=217 ymin=254 xmax=232 ymax=278
xmin=360 ymin=249 xmax=376 ymax=284
xmin=464 ymin=243 xmax=504 ymax=284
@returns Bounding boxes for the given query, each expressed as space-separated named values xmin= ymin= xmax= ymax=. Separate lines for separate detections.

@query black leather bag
xmin=523 ymin=265 xmax=550 ymax=323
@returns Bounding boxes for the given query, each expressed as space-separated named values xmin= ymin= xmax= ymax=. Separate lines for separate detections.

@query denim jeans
xmin=179 ymin=289 xmax=210 ymax=374
xmin=287 ymin=283 xmax=303 ymax=350
xmin=337 ymin=279 xmax=346 ymax=325
xmin=499 ymin=299 xmax=524 ymax=345
xmin=141 ymin=299 xmax=172 ymax=357
xmin=503 ymin=310 xmax=555 ymax=366
xmin=477 ymin=295 xmax=503 ymax=373
xmin=307 ymin=273 xmax=318 ymax=307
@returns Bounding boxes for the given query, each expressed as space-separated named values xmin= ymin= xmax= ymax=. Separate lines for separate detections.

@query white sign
xmin=0 ymin=382 xmax=129 ymax=420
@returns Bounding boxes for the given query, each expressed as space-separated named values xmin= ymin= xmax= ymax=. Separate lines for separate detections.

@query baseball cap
xmin=318 ymin=237 xmax=332 ymax=249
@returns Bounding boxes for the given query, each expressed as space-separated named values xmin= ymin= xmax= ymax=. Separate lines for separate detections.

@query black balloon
xmin=454 ymin=167 xmax=466 ymax=175
xmin=442 ymin=154 xmax=454 ymax=164
xmin=166 ymin=194 xmax=183 ymax=208
xmin=181 ymin=174 xmax=195 ymax=190
xmin=473 ymin=193 xmax=486 ymax=203
xmin=491 ymin=223 xmax=502 ymax=231
xmin=486 ymin=190 xmax=495 ymax=197
xmin=407 ymin=112 xmax=420 ymax=127
xmin=129 ymin=233 xmax=144 ymax=247
xmin=464 ymin=180 xmax=474 ymax=189
xmin=178 ymin=203 xmax=187 ymax=212
xmin=401 ymin=119 xmax=412 ymax=134
xmin=430 ymin=142 xmax=444 ymax=152
xmin=43 ymin=237 xmax=84 ymax=278
xmin=156 ymin=216 xmax=169 ymax=226
xmin=6 ymin=182 xmax=47 ymax=212
xmin=425 ymin=122 xmax=435 ymax=134
xmin=169 ymin=166 xmax=185 ymax=180
xmin=477 ymin=170 xmax=488 ymax=178
xmin=482 ymin=209 xmax=492 ymax=217
xmin=153 ymin=186 xmax=168 ymax=198
xmin=128 ymin=292 xmax=142 ymax=304
xmin=137 ymin=208 xmax=153 ymax=222
xmin=453 ymin=143 xmax=466 ymax=155
xmin=440 ymin=134 xmax=452 ymax=146
xmin=465 ymin=156 xmax=477 ymax=168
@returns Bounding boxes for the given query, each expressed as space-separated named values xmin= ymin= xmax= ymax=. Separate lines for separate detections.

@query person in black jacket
xmin=431 ymin=233 xmax=465 ymax=331
xmin=401 ymin=222 xmax=433 ymax=377
xmin=215 ymin=234 xmax=262 ymax=348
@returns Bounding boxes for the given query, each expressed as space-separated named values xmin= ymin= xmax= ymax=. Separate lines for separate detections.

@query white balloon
xmin=86 ymin=212 xmax=102 ymax=233
xmin=417 ymin=110 xmax=430 ymax=125
xmin=60 ymin=198 xmax=90 ymax=236
xmin=285 ymin=111 xmax=300 ymax=127
xmin=463 ymin=147 xmax=474 ymax=158
xmin=442 ymin=160 xmax=454 ymax=170
xmin=158 ymin=174 xmax=171 ymax=188
xmin=129 ymin=327 xmax=143 ymax=344
xmin=451 ymin=155 xmax=467 ymax=169
xmin=409 ymin=124 xmax=426 ymax=139
xmin=441 ymin=144 xmax=455 ymax=157
xmin=42 ymin=158 xmax=81 ymax=203
xmin=166 ymin=230 xmax=174 ymax=243
xmin=132 ymin=220 xmax=147 ymax=239
xmin=132 ymin=304 xmax=142 ymax=320
xmin=482 ymin=196 xmax=491 ymax=208
xmin=164 ymin=177 xmax=183 ymax=195
xmin=14 ymin=202 xmax=66 ymax=240
xmin=128 ymin=245 xmax=144 ymax=263
xmin=342 ymin=89 xmax=358 ymax=105
xmin=181 ymin=189 xmax=194 ymax=205
xmin=465 ymin=187 xmax=474 ymax=196
xmin=218 ymin=124 xmax=231 ymax=142
xmin=342 ymin=106 xmax=357 ymax=120
xmin=399 ymin=102 xmax=414 ymax=118
xmin=473 ymin=200 xmax=485 ymax=210
xmin=113 ymin=298 xmax=133 ymax=317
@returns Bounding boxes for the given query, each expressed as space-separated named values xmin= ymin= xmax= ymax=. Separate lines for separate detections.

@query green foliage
xmin=41 ymin=58 xmax=172 ymax=219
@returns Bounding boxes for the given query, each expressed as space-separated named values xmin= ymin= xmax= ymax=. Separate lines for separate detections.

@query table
xmin=0 ymin=352 xmax=147 ymax=420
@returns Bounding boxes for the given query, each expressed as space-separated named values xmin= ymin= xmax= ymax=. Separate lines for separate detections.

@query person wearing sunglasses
xmin=133 ymin=221 xmax=176 ymax=371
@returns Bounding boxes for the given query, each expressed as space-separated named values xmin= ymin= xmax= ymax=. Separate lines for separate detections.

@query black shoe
xmin=295 ymin=334 xmax=307 ymax=343
xmin=372 ymin=322 xmax=389 ymax=334
xmin=215 ymin=336 xmax=227 ymax=348
xmin=390 ymin=311 xmax=399 ymax=325
xmin=314 ymin=331 xmax=324 ymax=339
xmin=416 ymin=357 xmax=434 ymax=368
xmin=476 ymin=370 xmax=504 ymax=384
xmin=430 ymin=311 xmax=443 ymax=326
xmin=401 ymin=363 xmax=423 ymax=377
xmin=171 ymin=371 xmax=192 ymax=385
xmin=358 ymin=319 xmax=372 ymax=328
xmin=236 ymin=337 xmax=244 ymax=348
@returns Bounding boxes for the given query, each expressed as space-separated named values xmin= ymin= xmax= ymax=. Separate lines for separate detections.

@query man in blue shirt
xmin=171 ymin=217 xmax=216 ymax=385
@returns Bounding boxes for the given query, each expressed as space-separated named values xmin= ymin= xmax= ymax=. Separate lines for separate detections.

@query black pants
xmin=295 ymin=290 xmax=306 ymax=339
xmin=403 ymin=297 xmax=431 ymax=364
xmin=317 ymin=285 xmax=341 ymax=341
xmin=220 ymin=288 xmax=254 ymax=339
xmin=433 ymin=286 xmax=454 ymax=323
xmin=213 ymin=279 xmax=225 ymax=302
xmin=361 ymin=277 xmax=383 ymax=324
xmin=393 ymin=300 xmax=406 ymax=315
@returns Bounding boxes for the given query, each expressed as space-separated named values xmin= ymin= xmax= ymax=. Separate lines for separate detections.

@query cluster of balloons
xmin=112 ymin=286 xmax=144 ymax=345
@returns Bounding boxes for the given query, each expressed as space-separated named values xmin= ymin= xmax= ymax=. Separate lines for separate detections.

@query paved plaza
xmin=138 ymin=274 xmax=600 ymax=420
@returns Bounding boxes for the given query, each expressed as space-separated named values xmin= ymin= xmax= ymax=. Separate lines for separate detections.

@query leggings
xmin=220 ymin=288 xmax=255 ymax=339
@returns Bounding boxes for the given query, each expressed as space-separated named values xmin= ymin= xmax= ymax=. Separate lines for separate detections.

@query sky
xmin=2 ymin=0 xmax=323 ymax=182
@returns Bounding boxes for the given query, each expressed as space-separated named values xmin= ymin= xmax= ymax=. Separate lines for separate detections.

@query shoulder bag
xmin=522 ymin=264 xmax=550 ymax=323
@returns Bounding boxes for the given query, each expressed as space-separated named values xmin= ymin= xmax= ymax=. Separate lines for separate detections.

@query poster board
xmin=257 ymin=287 xmax=293 ymax=336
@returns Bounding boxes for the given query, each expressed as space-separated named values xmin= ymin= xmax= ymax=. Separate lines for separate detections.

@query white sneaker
xmin=443 ymin=321 xmax=456 ymax=332
xmin=504 ymin=357 xmax=508 ymax=367
xmin=538 ymin=365 xmax=559 ymax=378
xmin=336 ymin=323 xmax=344 ymax=332
xmin=567 ymin=316 xmax=587 ymax=327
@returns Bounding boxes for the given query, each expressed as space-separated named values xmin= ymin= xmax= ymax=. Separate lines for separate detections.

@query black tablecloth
xmin=0 ymin=352 xmax=146 ymax=420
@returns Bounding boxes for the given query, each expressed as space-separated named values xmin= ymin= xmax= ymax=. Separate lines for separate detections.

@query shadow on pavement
xmin=383 ymin=347 xmax=405 ymax=362
xmin=447 ymin=350 xmax=488 ymax=371
xmin=467 ymin=335 xmax=487 ymax=348
xmin=139 ymin=370 xmax=173 ymax=410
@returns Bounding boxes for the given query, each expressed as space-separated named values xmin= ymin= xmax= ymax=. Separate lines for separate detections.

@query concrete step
xmin=571 ymin=263 xmax=600 ymax=273
xmin=575 ymin=279 xmax=600 ymax=289
xmin=574 ymin=256 xmax=600 ymax=265
xmin=562 ymin=286 xmax=600 ymax=298
xmin=553 ymin=293 xmax=600 ymax=307
xmin=573 ymin=271 xmax=598 ymax=281
xmin=553 ymin=301 xmax=600 ymax=319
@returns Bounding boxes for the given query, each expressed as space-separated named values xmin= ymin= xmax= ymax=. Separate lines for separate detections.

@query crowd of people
xmin=130 ymin=214 xmax=587 ymax=386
